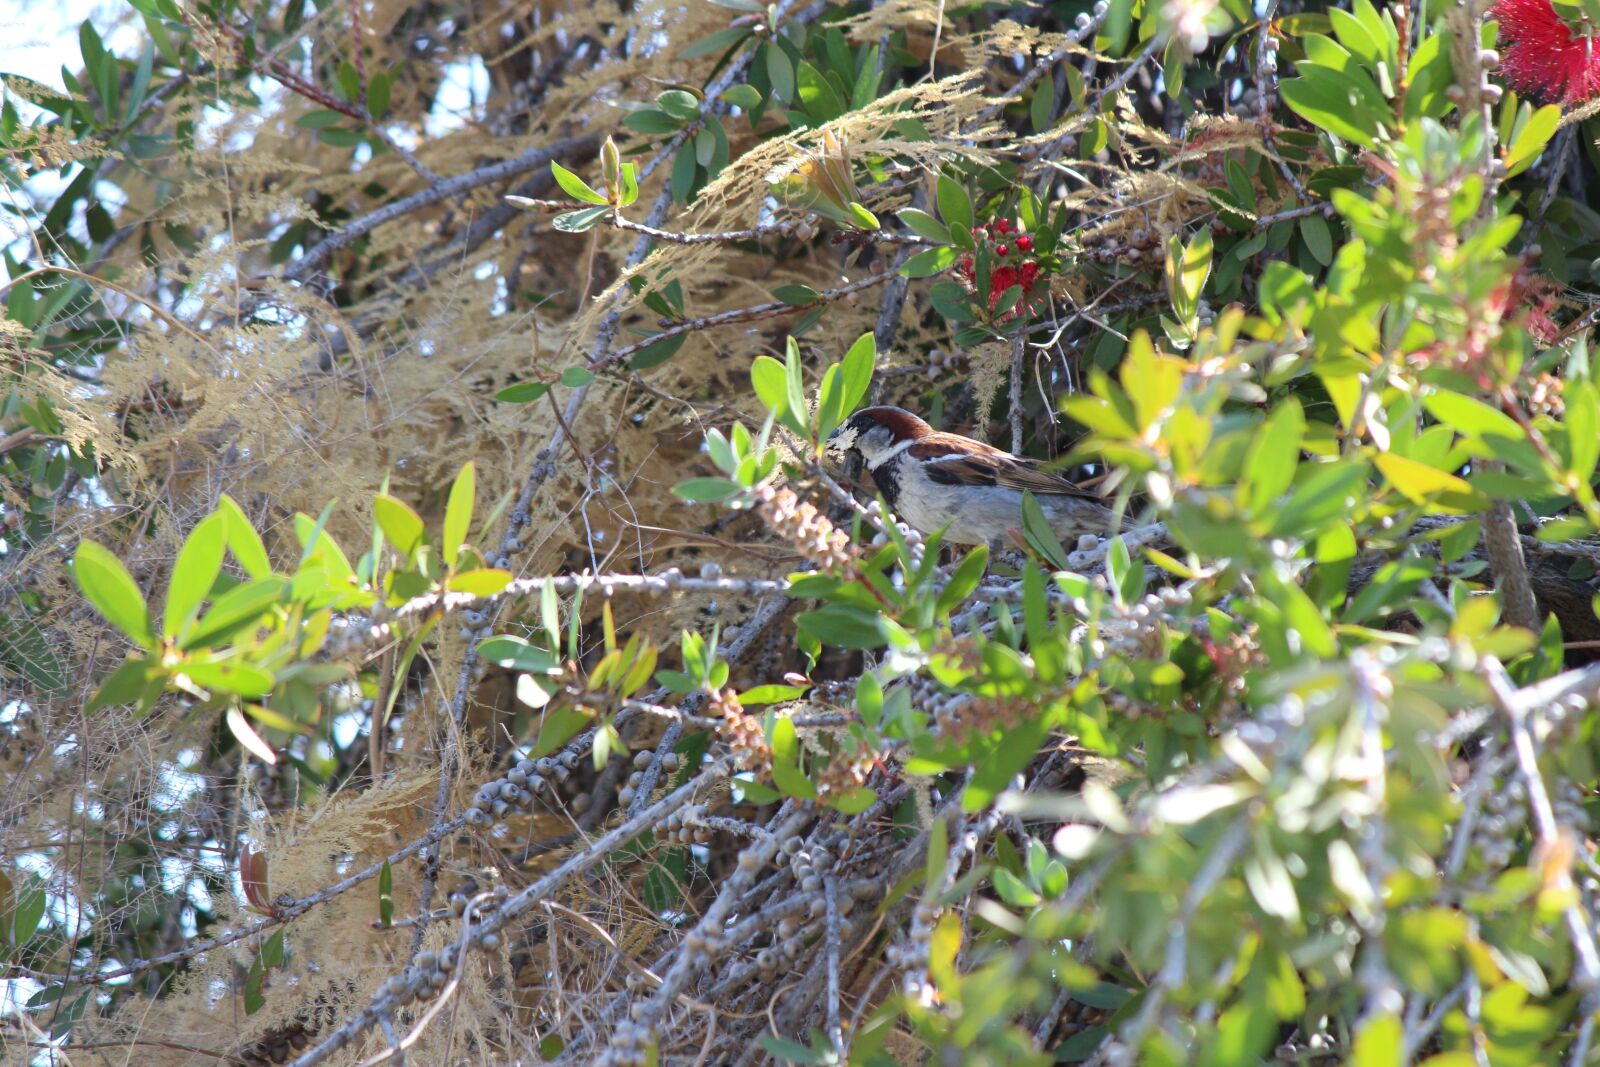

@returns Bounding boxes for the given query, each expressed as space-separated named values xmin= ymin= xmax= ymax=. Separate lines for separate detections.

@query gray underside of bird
xmin=888 ymin=478 xmax=1122 ymax=546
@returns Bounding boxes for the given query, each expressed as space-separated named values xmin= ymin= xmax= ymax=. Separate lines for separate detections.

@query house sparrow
xmin=825 ymin=406 xmax=1123 ymax=547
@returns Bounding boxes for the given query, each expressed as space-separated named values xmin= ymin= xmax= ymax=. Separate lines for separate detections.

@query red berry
xmin=1017 ymin=235 xmax=1034 ymax=253
xmin=996 ymin=244 xmax=1009 ymax=257
xmin=994 ymin=219 xmax=1011 ymax=235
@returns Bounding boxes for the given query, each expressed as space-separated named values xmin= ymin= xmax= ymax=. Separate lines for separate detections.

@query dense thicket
xmin=8 ymin=0 xmax=1600 ymax=1064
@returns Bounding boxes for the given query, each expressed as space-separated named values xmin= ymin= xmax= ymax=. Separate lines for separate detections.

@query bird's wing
xmin=909 ymin=434 xmax=1102 ymax=498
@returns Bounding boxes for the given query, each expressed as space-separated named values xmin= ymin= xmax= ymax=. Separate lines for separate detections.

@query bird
xmin=825 ymin=406 xmax=1124 ymax=548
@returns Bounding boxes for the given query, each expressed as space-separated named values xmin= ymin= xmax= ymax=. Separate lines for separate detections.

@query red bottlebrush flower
xmin=1494 ymin=0 xmax=1600 ymax=103
xmin=1021 ymin=260 xmax=1039 ymax=282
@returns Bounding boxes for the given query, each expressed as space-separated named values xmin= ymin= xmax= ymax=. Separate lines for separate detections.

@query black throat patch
xmin=869 ymin=455 xmax=902 ymax=507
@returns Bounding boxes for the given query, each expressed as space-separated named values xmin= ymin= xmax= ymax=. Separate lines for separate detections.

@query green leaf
xmin=1030 ymin=70 xmax=1055 ymax=132
xmin=85 ymin=656 xmax=164 ymax=714
xmin=184 ymin=577 xmax=288 ymax=650
xmin=673 ymin=477 xmax=739 ymax=503
xmin=796 ymin=604 xmax=887 ymax=648
xmin=0 ymin=611 xmax=68 ymax=698
xmin=739 ymin=684 xmax=808 ymax=705
xmin=561 ymin=366 xmax=596 ymax=388
xmin=1374 ymin=452 xmax=1479 ymax=507
xmin=622 ymin=108 xmax=683 ymax=135
xmin=751 ymin=355 xmax=790 ymax=422
xmin=377 ymin=860 xmax=394 ymax=927
xmin=13 ymin=886 xmax=45 ymax=952
xmin=1505 ymin=104 xmax=1562 ymax=179
xmin=531 ymin=705 xmax=593 ymax=757
xmin=1569 ymin=381 xmax=1600 ymax=481
xmin=1280 ymin=68 xmax=1383 ymax=149
xmin=1166 ymin=227 xmax=1213 ymax=323
xmin=766 ymin=44 xmax=796 ymax=101
xmin=679 ymin=25 xmax=754 ymax=60
xmin=723 ymin=83 xmax=762 ymax=110
xmin=993 ymin=866 xmax=1041 ymax=906
xmin=337 ymin=60 xmax=360 ymax=104
xmin=628 ymin=333 xmax=687 ymax=370
xmin=795 ymin=60 xmax=846 ymax=121
xmin=656 ymin=89 xmax=703 ymax=122
xmin=936 ymin=546 xmax=989 ymax=613
xmin=553 ymin=206 xmax=610 ymax=233
xmin=784 ymin=338 xmax=808 ymax=437
xmin=929 ymin=280 xmax=975 ymax=323
xmin=164 ymin=512 xmax=226 ymax=637
xmin=1241 ymin=397 xmax=1304 ymax=514
xmin=839 ymin=332 xmax=875 ymax=415
xmin=897 ymin=207 xmax=950 ymax=243
xmin=1300 ymin=213 xmax=1333 ymax=265
xmin=826 ymin=786 xmax=876 ymax=814
xmin=373 ymin=494 xmax=427 ymax=556
xmin=73 ymin=540 xmax=155 ymax=650
xmin=1423 ymin=391 xmax=1523 ymax=440
xmin=1351 ymin=1012 xmax=1403 ymax=1067
xmin=217 ymin=494 xmax=272 ymax=580
xmin=846 ymin=202 xmax=879 ymax=230
xmin=296 ymin=108 xmax=347 ymax=129
xmin=496 ymin=381 xmax=551 ymax=404
xmin=185 ymin=658 xmax=275 ymax=698
xmin=772 ymin=284 xmax=820 ymax=306
xmin=899 ymin=245 xmax=959 ymax=278
xmin=756 ymin=1034 xmax=828 ymax=1065
xmin=935 ymin=173 xmax=972 ymax=232
xmin=478 ymin=635 xmax=561 ymax=673
xmin=671 ymin=143 xmax=698 ymax=203
xmin=447 ymin=568 xmax=512 ymax=595
xmin=817 ymin=365 xmax=847 ymax=442
xmin=551 ymin=161 xmax=609 ymax=205
xmin=1020 ymin=492 xmax=1072 ymax=570
xmin=367 ymin=71 xmax=391 ymax=119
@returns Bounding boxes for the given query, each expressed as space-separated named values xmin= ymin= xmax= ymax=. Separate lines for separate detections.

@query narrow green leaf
xmin=496 ymin=381 xmax=551 ymax=404
xmin=900 ymin=245 xmax=959 ymax=278
xmin=217 ymin=494 xmax=272 ymax=579
xmin=186 ymin=658 xmax=276 ymax=698
xmin=935 ymin=173 xmax=972 ymax=232
xmin=377 ymin=860 xmax=394 ymax=926
xmin=1030 ymin=70 xmax=1056 ymax=132
xmin=552 ymin=206 xmax=610 ymax=232
xmin=551 ymin=161 xmax=608 ymax=205
xmin=73 ymin=540 xmax=155 ymax=650
xmin=897 ymin=207 xmax=951 ymax=243
xmin=184 ymin=577 xmax=288 ymax=650
xmin=772 ymin=284 xmax=820 ymax=306
xmin=373 ymin=495 xmax=426 ymax=556
xmin=723 ymin=83 xmax=762 ymax=110
xmin=164 ymin=512 xmax=226 ymax=637
xmin=1020 ymin=492 xmax=1072 ymax=570
xmin=839 ymin=332 xmax=875 ymax=415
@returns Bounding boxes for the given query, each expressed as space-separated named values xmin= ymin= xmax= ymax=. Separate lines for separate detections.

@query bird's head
xmin=826 ymin=406 xmax=933 ymax=469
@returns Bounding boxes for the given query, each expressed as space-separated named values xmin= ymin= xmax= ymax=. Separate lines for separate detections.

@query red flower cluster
xmin=1494 ymin=0 xmax=1600 ymax=103
xmin=958 ymin=217 xmax=1049 ymax=322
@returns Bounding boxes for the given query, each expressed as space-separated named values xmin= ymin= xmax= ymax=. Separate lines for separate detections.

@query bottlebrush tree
xmin=8 ymin=0 xmax=1600 ymax=1065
